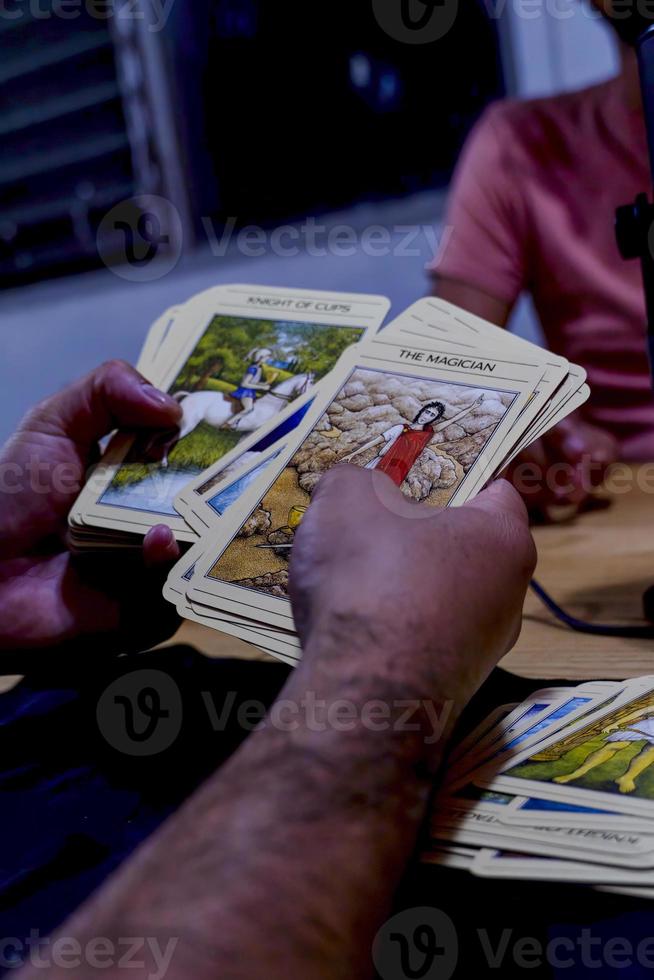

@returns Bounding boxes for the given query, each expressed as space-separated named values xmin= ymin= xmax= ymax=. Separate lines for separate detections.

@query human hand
xmin=288 ymin=465 xmax=536 ymax=714
xmin=506 ymin=415 xmax=618 ymax=517
xmin=0 ymin=360 xmax=183 ymax=655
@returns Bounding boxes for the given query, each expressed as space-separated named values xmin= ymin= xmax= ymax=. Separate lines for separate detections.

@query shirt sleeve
xmin=430 ymin=102 xmax=531 ymax=306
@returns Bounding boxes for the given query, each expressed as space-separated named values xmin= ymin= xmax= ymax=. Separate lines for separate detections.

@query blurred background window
xmin=0 ymin=0 xmax=503 ymax=287
xmin=0 ymin=0 xmax=618 ymax=441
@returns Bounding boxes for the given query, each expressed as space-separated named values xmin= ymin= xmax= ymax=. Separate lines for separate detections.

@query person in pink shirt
xmin=432 ymin=0 xmax=653 ymax=512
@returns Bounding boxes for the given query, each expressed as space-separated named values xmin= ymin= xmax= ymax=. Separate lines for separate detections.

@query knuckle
xmin=92 ymin=359 xmax=137 ymax=401
xmin=99 ymin=358 xmax=133 ymax=381
xmin=20 ymin=389 xmax=62 ymax=434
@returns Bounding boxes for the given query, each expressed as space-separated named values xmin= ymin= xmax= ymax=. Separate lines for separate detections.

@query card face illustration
xmin=98 ymin=313 xmax=367 ymax=518
xmin=195 ymin=397 xmax=313 ymax=501
xmin=205 ymin=446 xmax=286 ymax=518
xmin=445 ymin=685 xmax=616 ymax=793
xmin=202 ymin=363 xmax=521 ymax=604
xmin=480 ymin=687 xmax=654 ymax=817
xmin=511 ymin=698 xmax=654 ymax=799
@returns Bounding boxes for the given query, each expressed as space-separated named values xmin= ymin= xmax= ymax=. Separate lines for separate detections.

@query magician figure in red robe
xmin=341 ymin=394 xmax=485 ymax=487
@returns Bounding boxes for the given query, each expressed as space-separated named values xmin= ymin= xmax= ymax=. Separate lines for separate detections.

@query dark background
xmin=1 ymin=0 xmax=504 ymax=288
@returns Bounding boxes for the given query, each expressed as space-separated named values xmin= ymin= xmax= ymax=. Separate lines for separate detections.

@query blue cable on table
xmin=530 ymin=579 xmax=654 ymax=638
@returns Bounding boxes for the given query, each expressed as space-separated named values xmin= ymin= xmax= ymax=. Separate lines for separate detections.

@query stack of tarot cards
xmin=69 ymin=284 xmax=391 ymax=549
xmin=70 ymin=284 xmax=589 ymax=663
xmin=424 ymin=676 xmax=654 ymax=897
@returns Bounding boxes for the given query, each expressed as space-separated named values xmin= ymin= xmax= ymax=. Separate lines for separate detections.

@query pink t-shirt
xmin=432 ymin=77 xmax=654 ymax=459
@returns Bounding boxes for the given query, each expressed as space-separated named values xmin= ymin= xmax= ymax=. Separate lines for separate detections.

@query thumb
xmin=465 ymin=480 xmax=537 ymax=584
xmin=21 ymin=360 xmax=182 ymax=453
xmin=465 ymin=478 xmax=530 ymax=528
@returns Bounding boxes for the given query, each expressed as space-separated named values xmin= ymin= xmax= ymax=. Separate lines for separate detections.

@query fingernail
xmin=158 ymin=525 xmax=177 ymax=551
xmin=148 ymin=524 xmax=178 ymax=555
xmin=141 ymin=384 xmax=177 ymax=410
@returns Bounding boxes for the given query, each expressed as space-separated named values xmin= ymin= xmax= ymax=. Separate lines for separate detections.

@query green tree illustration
xmin=170 ymin=316 xmax=363 ymax=393
xmin=287 ymin=324 xmax=363 ymax=379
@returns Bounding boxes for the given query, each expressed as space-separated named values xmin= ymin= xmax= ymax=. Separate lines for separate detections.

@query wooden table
xmin=504 ymin=464 xmax=654 ymax=680
xmin=170 ymin=464 xmax=654 ymax=682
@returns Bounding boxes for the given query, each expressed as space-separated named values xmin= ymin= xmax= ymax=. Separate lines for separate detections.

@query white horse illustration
xmin=159 ymin=372 xmax=315 ymax=466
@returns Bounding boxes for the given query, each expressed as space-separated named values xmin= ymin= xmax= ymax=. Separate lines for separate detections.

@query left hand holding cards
xmin=0 ymin=360 xmax=182 ymax=656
